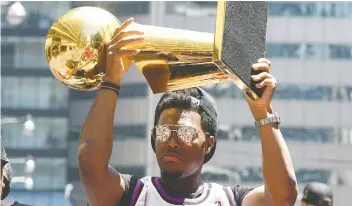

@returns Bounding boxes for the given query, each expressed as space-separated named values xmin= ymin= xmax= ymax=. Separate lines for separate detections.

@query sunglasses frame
xmin=152 ymin=124 xmax=210 ymax=143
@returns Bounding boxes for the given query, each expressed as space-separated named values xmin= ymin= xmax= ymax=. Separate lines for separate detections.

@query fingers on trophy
xmin=108 ymin=18 xmax=144 ymax=57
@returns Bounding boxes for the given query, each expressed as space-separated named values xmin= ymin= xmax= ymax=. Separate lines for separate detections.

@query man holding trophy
xmin=45 ymin=2 xmax=298 ymax=206
xmin=78 ymin=19 xmax=297 ymax=206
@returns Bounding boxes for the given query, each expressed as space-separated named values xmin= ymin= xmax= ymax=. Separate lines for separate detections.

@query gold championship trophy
xmin=45 ymin=1 xmax=268 ymax=100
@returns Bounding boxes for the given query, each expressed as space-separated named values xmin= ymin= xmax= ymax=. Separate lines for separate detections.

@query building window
xmin=306 ymin=44 xmax=329 ymax=59
xmin=268 ymin=2 xmax=352 ymax=18
xmin=202 ymin=82 xmax=244 ymax=99
xmin=10 ymin=158 xmax=67 ymax=190
xmin=70 ymin=82 xmax=148 ymax=99
xmin=166 ymin=1 xmax=217 ymax=16
xmin=329 ymin=45 xmax=352 ymax=59
xmin=1 ymin=77 xmax=69 ymax=109
xmin=1 ymin=37 xmax=47 ymax=69
xmin=16 ymin=39 xmax=47 ymax=68
xmin=219 ymin=126 xmax=335 ymax=143
xmin=266 ymin=43 xmax=303 ymax=58
xmin=295 ymin=168 xmax=331 ymax=184
xmin=1 ymin=117 xmax=68 ymax=149
xmin=281 ymin=127 xmax=334 ymax=142
xmin=72 ymin=1 xmax=150 ymax=17
xmin=119 ymin=83 xmax=148 ymax=98
xmin=274 ymin=84 xmax=333 ymax=101
xmin=223 ymin=167 xmax=332 ymax=185
xmin=1 ymin=43 xmax=15 ymax=67
xmin=114 ymin=124 xmax=146 ymax=139
xmin=268 ymin=2 xmax=303 ymax=17
xmin=266 ymin=43 xmax=352 ymax=60
xmin=346 ymin=87 xmax=352 ymax=101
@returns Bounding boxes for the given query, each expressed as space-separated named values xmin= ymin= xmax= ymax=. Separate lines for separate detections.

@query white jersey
xmin=129 ymin=176 xmax=237 ymax=206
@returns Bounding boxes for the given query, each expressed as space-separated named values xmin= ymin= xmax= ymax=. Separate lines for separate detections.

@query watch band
xmin=99 ymin=81 xmax=120 ymax=96
xmin=254 ymin=112 xmax=280 ymax=127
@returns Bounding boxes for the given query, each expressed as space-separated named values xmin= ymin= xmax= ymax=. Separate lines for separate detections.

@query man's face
xmin=155 ymin=108 xmax=214 ymax=177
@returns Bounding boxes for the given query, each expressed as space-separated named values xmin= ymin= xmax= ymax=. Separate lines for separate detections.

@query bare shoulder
xmin=81 ymin=165 xmax=126 ymax=206
xmin=242 ymin=185 xmax=270 ymax=206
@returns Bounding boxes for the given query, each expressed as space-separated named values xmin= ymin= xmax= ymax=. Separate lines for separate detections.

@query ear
xmin=205 ymin=136 xmax=215 ymax=154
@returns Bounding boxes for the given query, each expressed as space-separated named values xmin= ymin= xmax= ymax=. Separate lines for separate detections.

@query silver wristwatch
xmin=254 ymin=112 xmax=281 ymax=127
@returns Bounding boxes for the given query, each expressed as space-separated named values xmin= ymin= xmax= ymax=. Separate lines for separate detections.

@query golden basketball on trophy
xmin=44 ymin=1 xmax=268 ymax=99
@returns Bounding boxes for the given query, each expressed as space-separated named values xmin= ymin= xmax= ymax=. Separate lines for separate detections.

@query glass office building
xmin=1 ymin=1 xmax=74 ymax=205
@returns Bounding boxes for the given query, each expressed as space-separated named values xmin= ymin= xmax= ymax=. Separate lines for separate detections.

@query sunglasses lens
xmin=155 ymin=125 xmax=171 ymax=142
xmin=178 ymin=126 xmax=197 ymax=143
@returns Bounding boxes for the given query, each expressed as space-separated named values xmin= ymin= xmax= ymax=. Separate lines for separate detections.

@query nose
xmin=167 ymin=131 xmax=180 ymax=149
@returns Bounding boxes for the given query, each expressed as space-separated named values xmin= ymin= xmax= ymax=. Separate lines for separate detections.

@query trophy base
xmin=214 ymin=60 xmax=259 ymax=101
xmin=213 ymin=1 xmax=269 ymax=100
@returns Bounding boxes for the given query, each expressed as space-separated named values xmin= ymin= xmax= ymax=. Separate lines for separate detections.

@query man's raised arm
xmin=77 ymin=18 xmax=144 ymax=206
xmin=243 ymin=58 xmax=298 ymax=206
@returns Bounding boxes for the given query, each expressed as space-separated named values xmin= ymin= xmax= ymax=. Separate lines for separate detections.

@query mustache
xmin=163 ymin=148 xmax=183 ymax=159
